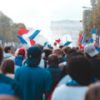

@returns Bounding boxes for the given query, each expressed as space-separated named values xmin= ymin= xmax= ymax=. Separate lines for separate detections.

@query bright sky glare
xmin=0 ymin=0 xmax=91 ymax=29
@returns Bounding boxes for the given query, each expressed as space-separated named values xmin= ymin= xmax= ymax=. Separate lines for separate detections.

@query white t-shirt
xmin=52 ymin=84 xmax=88 ymax=100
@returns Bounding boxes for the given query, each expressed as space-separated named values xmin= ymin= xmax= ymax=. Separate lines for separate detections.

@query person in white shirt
xmin=52 ymin=55 xmax=94 ymax=100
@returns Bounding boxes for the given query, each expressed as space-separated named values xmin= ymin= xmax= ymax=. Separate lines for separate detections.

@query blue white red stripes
xmin=17 ymin=28 xmax=41 ymax=46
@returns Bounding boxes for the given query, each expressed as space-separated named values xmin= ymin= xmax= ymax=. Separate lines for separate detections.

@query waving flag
xmin=17 ymin=28 xmax=40 ymax=46
xmin=61 ymin=34 xmax=72 ymax=46
xmin=78 ymin=33 xmax=85 ymax=49
xmin=64 ymin=41 xmax=71 ymax=46
xmin=17 ymin=36 xmax=27 ymax=44
xmin=29 ymin=30 xmax=40 ymax=39
xmin=55 ymin=39 xmax=61 ymax=44
xmin=17 ymin=28 xmax=29 ymax=36
xmin=17 ymin=28 xmax=28 ymax=44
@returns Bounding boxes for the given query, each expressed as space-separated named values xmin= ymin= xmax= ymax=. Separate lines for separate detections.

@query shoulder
xmin=37 ymin=67 xmax=51 ymax=74
xmin=52 ymin=84 xmax=68 ymax=100
xmin=0 ymin=83 xmax=15 ymax=95
xmin=0 ymin=74 xmax=15 ymax=84
xmin=52 ymin=85 xmax=88 ymax=100
xmin=58 ymin=75 xmax=72 ymax=86
xmin=15 ymin=66 xmax=27 ymax=73
xmin=0 ymin=74 xmax=20 ymax=96
xmin=1 ymin=75 xmax=19 ymax=88
xmin=53 ymin=84 xmax=68 ymax=95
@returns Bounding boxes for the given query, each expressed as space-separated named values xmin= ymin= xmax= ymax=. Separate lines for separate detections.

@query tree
xmin=91 ymin=0 xmax=97 ymax=7
xmin=83 ymin=9 xmax=93 ymax=39
xmin=0 ymin=11 xmax=26 ymax=42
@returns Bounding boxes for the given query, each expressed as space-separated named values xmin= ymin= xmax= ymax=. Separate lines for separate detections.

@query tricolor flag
xmin=17 ymin=28 xmax=41 ymax=46
xmin=54 ymin=36 xmax=72 ymax=47
xmin=78 ymin=33 xmax=85 ymax=49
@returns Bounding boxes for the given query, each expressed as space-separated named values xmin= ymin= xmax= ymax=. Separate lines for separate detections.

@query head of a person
xmin=4 ymin=46 xmax=12 ymax=54
xmin=16 ymin=47 xmax=26 ymax=58
xmin=53 ymin=48 xmax=64 ymax=58
xmin=84 ymin=44 xmax=99 ymax=59
xmin=47 ymin=54 xmax=59 ymax=67
xmin=0 ymin=47 xmax=3 ymax=65
xmin=68 ymin=51 xmax=84 ymax=60
xmin=1 ymin=59 xmax=14 ymax=74
xmin=85 ymin=82 xmax=100 ymax=100
xmin=25 ymin=45 xmax=42 ymax=67
xmin=68 ymin=55 xmax=93 ymax=86
xmin=53 ymin=48 xmax=64 ymax=63
xmin=36 ymin=44 xmax=44 ymax=52
xmin=43 ymin=48 xmax=52 ymax=60
xmin=62 ymin=47 xmax=77 ymax=58
xmin=62 ymin=46 xmax=71 ymax=55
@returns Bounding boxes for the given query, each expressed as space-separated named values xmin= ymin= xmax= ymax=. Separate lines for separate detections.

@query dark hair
xmin=0 ymin=47 xmax=3 ymax=65
xmin=36 ymin=44 xmax=44 ymax=52
xmin=48 ymin=54 xmax=59 ymax=66
xmin=89 ymin=57 xmax=100 ymax=80
xmin=1 ymin=59 xmax=14 ymax=74
xmin=68 ymin=55 xmax=93 ymax=86
xmin=63 ymin=47 xmax=77 ymax=55
xmin=68 ymin=51 xmax=84 ymax=60
xmin=25 ymin=45 xmax=42 ymax=67
xmin=62 ymin=46 xmax=71 ymax=55
xmin=4 ymin=46 xmax=11 ymax=53
xmin=43 ymin=48 xmax=52 ymax=60
xmin=53 ymin=49 xmax=64 ymax=56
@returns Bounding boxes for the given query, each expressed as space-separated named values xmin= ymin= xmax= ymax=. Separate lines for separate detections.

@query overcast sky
xmin=0 ymin=0 xmax=91 ymax=29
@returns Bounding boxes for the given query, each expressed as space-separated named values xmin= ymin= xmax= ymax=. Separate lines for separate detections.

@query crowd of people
xmin=0 ymin=43 xmax=100 ymax=100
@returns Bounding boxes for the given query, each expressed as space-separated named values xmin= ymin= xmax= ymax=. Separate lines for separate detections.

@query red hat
xmin=17 ymin=48 xmax=26 ymax=58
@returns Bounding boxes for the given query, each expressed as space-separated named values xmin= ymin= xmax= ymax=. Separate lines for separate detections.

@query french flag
xmin=17 ymin=28 xmax=41 ymax=46
xmin=78 ymin=33 xmax=85 ymax=49
xmin=54 ymin=37 xmax=72 ymax=47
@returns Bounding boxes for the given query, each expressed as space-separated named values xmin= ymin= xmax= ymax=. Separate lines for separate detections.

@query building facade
xmin=50 ymin=20 xmax=83 ymax=47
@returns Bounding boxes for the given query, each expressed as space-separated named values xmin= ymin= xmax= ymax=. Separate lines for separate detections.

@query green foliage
xmin=0 ymin=11 xmax=26 ymax=42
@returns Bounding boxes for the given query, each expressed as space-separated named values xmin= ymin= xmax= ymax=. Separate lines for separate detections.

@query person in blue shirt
xmin=15 ymin=45 xmax=52 ymax=100
xmin=0 ymin=46 xmax=21 ymax=99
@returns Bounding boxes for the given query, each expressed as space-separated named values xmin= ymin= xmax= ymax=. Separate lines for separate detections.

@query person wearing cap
xmin=15 ymin=45 xmax=52 ymax=100
xmin=84 ymin=44 xmax=99 ymax=59
xmin=84 ymin=44 xmax=100 ymax=80
xmin=15 ymin=47 xmax=26 ymax=72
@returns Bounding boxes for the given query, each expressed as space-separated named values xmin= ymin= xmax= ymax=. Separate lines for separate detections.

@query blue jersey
xmin=15 ymin=66 xmax=52 ymax=100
